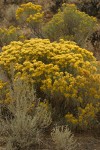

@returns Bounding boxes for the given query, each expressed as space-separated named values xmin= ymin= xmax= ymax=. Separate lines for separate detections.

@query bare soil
xmin=77 ymin=134 xmax=100 ymax=150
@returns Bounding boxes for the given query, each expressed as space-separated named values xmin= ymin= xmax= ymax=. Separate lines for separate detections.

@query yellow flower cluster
xmin=27 ymin=13 xmax=44 ymax=23
xmin=0 ymin=80 xmax=10 ymax=104
xmin=0 ymin=26 xmax=25 ymax=47
xmin=65 ymin=113 xmax=78 ymax=126
xmin=16 ymin=2 xmax=43 ymax=24
xmin=65 ymin=103 xmax=100 ymax=130
xmin=0 ymin=38 xmax=100 ymax=121
xmin=0 ymin=80 xmax=7 ymax=90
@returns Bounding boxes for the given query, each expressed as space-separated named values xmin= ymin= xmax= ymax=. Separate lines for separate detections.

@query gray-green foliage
xmin=51 ymin=125 xmax=77 ymax=150
xmin=0 ymin=79 xmax=52 ymax=149
xmin=43 ymin=3 xmax=97 ymax=47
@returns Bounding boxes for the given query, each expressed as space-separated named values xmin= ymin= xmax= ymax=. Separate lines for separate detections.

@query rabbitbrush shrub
xmin=16 ymin=2 xmax=44 ymax=37
xmin=43 ymin=3 xmax=97 ymax=46
xmin=0 ymin=26 xmax=25 ymax=47
xmin=0 ymin=38 xmax=100 ymax=130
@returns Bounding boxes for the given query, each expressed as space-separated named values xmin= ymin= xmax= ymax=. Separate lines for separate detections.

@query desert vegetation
xmin=0 ymin=1 xmax=100 ymax=150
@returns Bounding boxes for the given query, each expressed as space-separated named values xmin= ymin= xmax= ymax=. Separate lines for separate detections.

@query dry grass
xmin=51 ymin=125 xmax=77 ymax=150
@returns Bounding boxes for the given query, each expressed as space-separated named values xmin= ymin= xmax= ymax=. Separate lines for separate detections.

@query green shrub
xmin=65 ymin=103 xmax=100 ymax=131
xmin=0 ymin=78 xmax=52 ymax=149
xmin=16 ymin=2 xmax=44 ymax=38
xmin=0 ymin=38 xmax=100 ymax=130
xmin=0 ymin=26 xmax=25 ymax=47
xmin=43 ymin=3 xmax=97 ymax=46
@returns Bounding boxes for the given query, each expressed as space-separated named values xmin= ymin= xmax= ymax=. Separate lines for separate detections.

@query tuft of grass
xmin=51 ymin=125 xmax=77 ymax=150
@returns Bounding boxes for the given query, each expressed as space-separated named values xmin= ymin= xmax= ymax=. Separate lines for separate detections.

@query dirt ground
xmin=77 ymin=134 xmax=100 ymax=150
